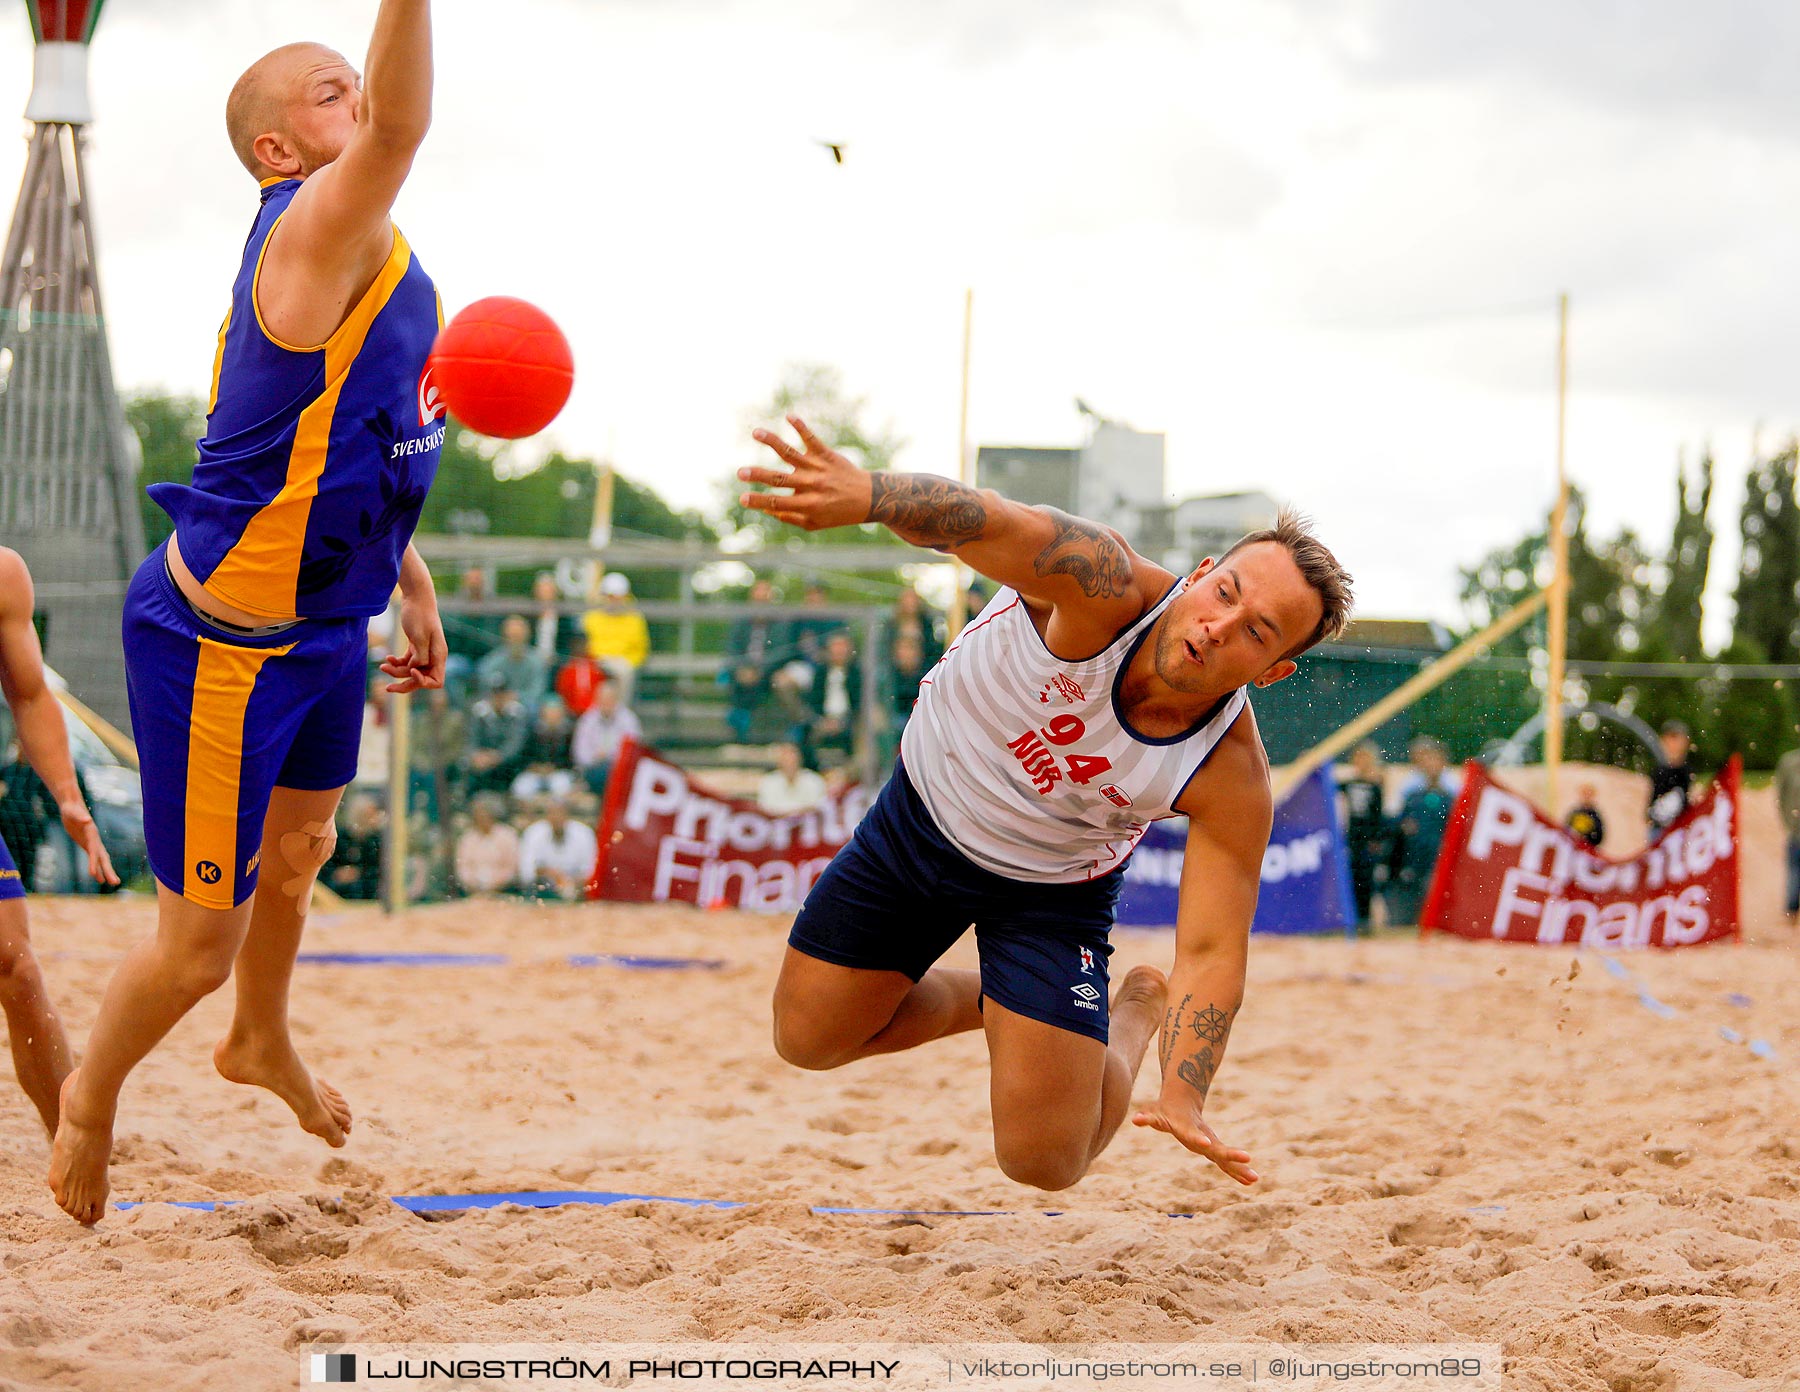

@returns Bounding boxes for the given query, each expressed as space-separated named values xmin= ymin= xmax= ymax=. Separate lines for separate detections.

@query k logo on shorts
xmin=194 ymin=860 xmax=223 ymax=886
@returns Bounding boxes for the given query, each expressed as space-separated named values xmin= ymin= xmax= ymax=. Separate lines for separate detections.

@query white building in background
xmin=975 ymin=406 xmax=1277 ymax=574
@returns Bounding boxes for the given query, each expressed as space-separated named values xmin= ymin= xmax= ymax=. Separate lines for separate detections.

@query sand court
xmin=3 ymin=839 xmax=1798 ymax=1392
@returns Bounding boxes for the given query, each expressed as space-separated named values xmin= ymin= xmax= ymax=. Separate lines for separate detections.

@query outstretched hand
xmin=1132 ymin=1102 xmax=1259 ymax=1185
xmin=739 ymin=416 xmax=874 ymax=532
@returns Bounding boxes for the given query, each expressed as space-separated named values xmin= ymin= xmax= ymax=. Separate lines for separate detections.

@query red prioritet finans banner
xmin=587 ymin=741 xmax=868 ymax=912
xmin=1420 ymin=758 xmax=1741 ymax=949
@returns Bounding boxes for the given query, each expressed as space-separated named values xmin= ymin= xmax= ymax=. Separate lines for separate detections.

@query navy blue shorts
xmin=789 ymin=760 xmax=1122 ymax=1043
xmin=0 ymin=832 xmax=23 ymax=901
xmin=123 ymin=542 xmax=368 ymax=910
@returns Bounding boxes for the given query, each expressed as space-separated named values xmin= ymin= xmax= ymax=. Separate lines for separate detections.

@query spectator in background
xmin=883 ymin=631 xmax=931 ymax=758
xmin=555 ymin=633 xmax=607 ymax=718
xmin=411 ymin=685 xmax=466 ymax=819
xmin=531 ymin=570 xmax=580 ymax=664
xmin=805 ymin=630 xmax=862 ymax=765
xmin=573 ymin=681 xmax=641 ymax=797
xmin=1647 ymin=719 xmax=1693 ymax=843
xmin=792 ymin=583 xmax=837 ymax=667
xmin=325 ymin=793 xmax=386 ymax=900
xmin=445 ymin=566 xmax=505 ymax=692
xmin=1385 ymin=737 xmax=1457 ymax=926
xmin=1395 ymin=735 xmax=1460 ymax=802
xmin=1776 ymin=744 xmax=1800 ymax=926
xmin=477 ymin=614 xmax=550 ymax=711
xmin=512 ymin=695 xmax=577 ymax=801
xmin=518 ymin=797 xmax=599 ymax=901
xmin=758 ymin=740 xmax=826 ymax=815
xmin=455 ymin=794 xmax=519 ymax=897
xmin=582 ymin=572 xmax=650 ymax=703
xmin=1566 ymin=782 xmax=1606 ymax=851
xmin=891 ymin=586 xmax=944 ymax=668
xmin=724 ymin=577 xmax=784 ymax=743
xmin=354 ymin=673 xmax=389 ymax=791
xmin=464 ymin=674 xmax=531 ymax=794
xmin=1338 ymin=741 xmax=1390 ymax=933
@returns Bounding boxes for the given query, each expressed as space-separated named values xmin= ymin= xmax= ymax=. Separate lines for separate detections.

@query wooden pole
xmin=383 ymin=687 xmax=412 ymax=915
xmin=946 ymin=288 xmax=974 ymax=638
xmin=588 ymin=459 xmax=616 ymax=550
xmin=1272 ymin=590 xmax=1550 ymax=801
xmin=1544 ymin=293 xmax=1571 ymax=816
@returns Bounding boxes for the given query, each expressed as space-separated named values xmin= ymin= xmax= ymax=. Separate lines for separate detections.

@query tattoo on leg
xmin=1190 ymin=1003 xmax=1232 ymax=1044
xmin=867 ymin=474 xmax=989 ymax=550
xmin=1177 ymin=1045 xmax=1217 ymax=1102
xmin=1032 ymin=509 xmax=1131 ymax=599
xmin=1160 ymin=993 xmax=1192 ymax=1072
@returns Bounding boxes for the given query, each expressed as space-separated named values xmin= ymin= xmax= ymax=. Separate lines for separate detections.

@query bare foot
xmin=1110 ymin=964 xmax=1169 ymax=1073
xmin=47 ymin=1070 xmax=113 ymax=1226
xmin=213 ymin=1035 xmax=351 ymax=1146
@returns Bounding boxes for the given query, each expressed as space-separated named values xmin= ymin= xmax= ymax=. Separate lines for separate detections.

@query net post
xmin=1544 ymin=292 xmax=1571 ymax=816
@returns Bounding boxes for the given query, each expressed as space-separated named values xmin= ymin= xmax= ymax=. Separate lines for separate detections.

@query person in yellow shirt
xmin=581 ymin=573 xmax=649 ymax=703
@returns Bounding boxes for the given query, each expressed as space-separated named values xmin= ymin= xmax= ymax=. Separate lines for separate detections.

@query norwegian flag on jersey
xmin=27 ymin=1 xmax=106 ymax=43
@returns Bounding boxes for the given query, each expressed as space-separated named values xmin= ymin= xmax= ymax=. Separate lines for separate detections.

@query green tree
xmin=1693 ymin=634 xmax=1797 ymax=769
xmin=125 ymin=392 xmax=208 ymax=549
xmin=1648 ymin=450 xmax=1714 ymax=658
xmin=1457 ymin=487 xmax=1651 ymax=658
xmin=1732 ymin=445 xmax=1800 ymax=666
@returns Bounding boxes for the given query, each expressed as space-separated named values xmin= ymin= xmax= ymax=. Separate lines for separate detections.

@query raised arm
xmin=0 ymin=552 xmax=117 ymax=885
xmin=744 ymin=416 xmax=1164 ymax=639
xmin=1131 ymin=725 xmax=1270 ymax=1184
xmin=257 ymin=0 xmax=433 ymax=344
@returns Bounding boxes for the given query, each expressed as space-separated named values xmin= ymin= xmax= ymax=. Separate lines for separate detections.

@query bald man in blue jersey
xmin=51 ymin=0 xmax=446 ymax=1224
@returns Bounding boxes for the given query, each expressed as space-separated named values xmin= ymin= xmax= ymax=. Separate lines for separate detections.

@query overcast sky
xmin=4 ymin=0 xmax=1795 ymax=637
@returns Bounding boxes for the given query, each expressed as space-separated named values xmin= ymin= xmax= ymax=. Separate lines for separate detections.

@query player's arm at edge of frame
xmin=1136 ymin=720 xmax=1271 ymax=1184
xmin=276 ymin=0 xmax=434 ymax=290
xmin=0 ymin=549 xmax=119 ymax=884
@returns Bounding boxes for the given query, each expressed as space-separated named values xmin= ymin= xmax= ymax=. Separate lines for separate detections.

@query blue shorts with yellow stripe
xmin=124 ymin=541 xmax=368 ymax=910
xmin=0 ymin=832 xmax=24 ymax=901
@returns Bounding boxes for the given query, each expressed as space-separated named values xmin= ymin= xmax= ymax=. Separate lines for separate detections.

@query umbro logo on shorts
xmin=1070 ymin=981 xmax=1101 ymax=1011
xmin=194 ymin=860 xmax=223 ymax=886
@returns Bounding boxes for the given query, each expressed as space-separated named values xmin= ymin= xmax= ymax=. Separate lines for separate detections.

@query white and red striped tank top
xmin=900 ymin=578 xmax=1247 ymax=883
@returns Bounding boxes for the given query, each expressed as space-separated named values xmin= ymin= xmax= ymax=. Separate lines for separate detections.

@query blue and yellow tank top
xmin=149 ymin=177 xmax=445 ymax=621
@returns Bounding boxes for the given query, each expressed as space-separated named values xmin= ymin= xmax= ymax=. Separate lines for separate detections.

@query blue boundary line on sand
xmin=114 ymin=1190 xmax=1518 ymax=1219
xmin=1594 ymin=952 xmax=1778 ymax=1060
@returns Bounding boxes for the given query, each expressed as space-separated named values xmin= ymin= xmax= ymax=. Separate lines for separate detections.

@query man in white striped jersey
xmin=740 ymin=417 xmax=1352 ymax=1191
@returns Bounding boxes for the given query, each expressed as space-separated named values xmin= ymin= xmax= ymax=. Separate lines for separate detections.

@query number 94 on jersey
xmin=1006 ymin=714 xmax=1113 ymax=796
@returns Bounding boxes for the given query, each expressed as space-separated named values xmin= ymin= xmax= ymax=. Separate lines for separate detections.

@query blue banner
xmin=1115 ymin=765 xmax=1356 ymax=934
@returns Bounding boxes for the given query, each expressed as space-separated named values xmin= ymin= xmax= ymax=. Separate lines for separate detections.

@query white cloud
xmin=0 ymin=0 xmax=1789 ymax=642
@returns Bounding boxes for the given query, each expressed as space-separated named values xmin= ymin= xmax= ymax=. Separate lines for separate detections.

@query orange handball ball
xmin=427 ymin=296 xmax=574 ymax=439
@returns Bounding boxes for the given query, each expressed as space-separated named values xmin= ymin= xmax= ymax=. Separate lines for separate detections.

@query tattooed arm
xmin=741 ymin=416 xmax=1163 ymax=632
xmin=1133 ymin=721 xmax=1271 ymax=1185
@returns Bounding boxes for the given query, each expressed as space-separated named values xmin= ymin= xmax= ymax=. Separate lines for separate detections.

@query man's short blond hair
xmin=224 ymin=43 xmax=330 ymax=178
